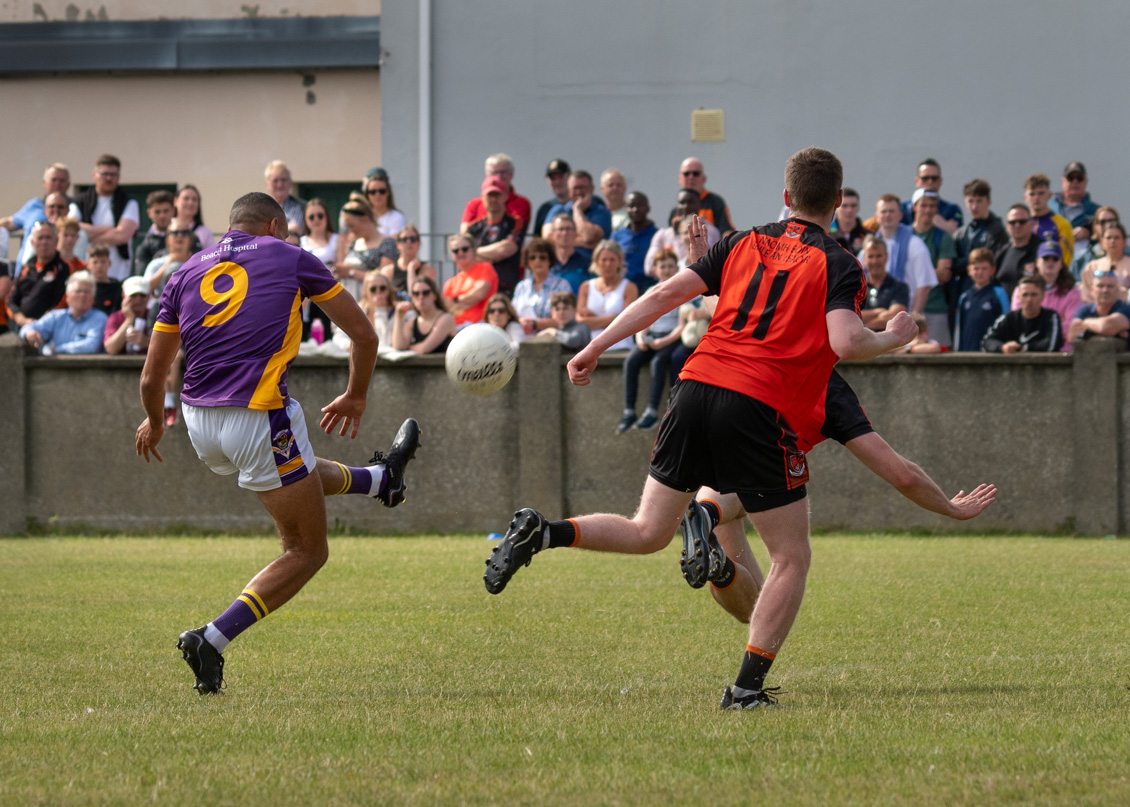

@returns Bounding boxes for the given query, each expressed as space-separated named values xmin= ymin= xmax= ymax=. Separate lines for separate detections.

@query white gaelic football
xmin=445 ymin=323 xmax=517 ymax=395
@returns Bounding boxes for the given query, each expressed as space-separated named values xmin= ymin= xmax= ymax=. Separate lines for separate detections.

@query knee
xmin=629 ymin=516 xmax=674 ymax=555
xmin=291 ymin=539 xmax=329 ymax=573
xmin=770 ymin=544 xmax=811 ymax=576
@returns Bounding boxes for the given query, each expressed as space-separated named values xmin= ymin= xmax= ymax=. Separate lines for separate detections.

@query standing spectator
xmin=264 ymin=160 xmax=305 ymax=243
xmin=910 ymin=189 xmax=958 ymax=347
xmin=466 ymin=176 xmax=523 ymax=295
xmin=70 ymin=155 xmax=139 ymax=281
xmin=143 ymin=225 xmax=194 ymax=302
xmin=646 ymin=190 xmax=720 ymax=275
xmin=954 ymin=248 xmax=1010 ymax=351
xmin=175 ymin=185 xmax=214 ymax=249
xmin=40 ymin=194 xmax=82 ymax=267
xmin=899 ymin=158 xmax=963 ymax=233
xmin=336 ymin=195 xmax=397 ymax=301
xmin=1080 ymin=222 xmax=1130 ymax=303
xmin=542 ymin=171 xmax=612 ymax=253
xmin=611 ymin=191 xmax=658 ymax=292
xmin=859 ymin=235 xmax=909 ymax=331
xmin=134 ymin=191 xmax=178 ymax=275
xmin=668 ymin=157 xmax=734 ymax=234
xmin=484 ymin=293 xmax=526 ymax=349
xmin=19 ymin=270 xmax=107 ymax=354
xmin=390 ymin=224 xmax=436 ymax=295
xmin=829 ymin=188 xmax=870 ymax=253
xmin=512 ymin=237 xmax=571 ymax=332
xmin=532 ymin=159 xmax=571 ymax=238
xmin=363 ymin=169 xmax=406 ymax=238
xmin=531 ymin=290 xmax=591 ymax=352
xmin=983 ymin=275 xmax=1063 ymax=353
xmin=86 ymin=245 xmax=121 ymax=318
xmin=576 ymin=240 xmax=638 ymax=351
xmin=546 ymin=213 xmax=592 ymax=293
xmin=55 ymin=217 xmax=86 ymax=274
xmin=995 ymin=204 xmax=1040 ymax=298
xmin=299 ymin=198 xmax=338 ymax=341
xmin=602 ymin=168 xmax=629 ymax=232
xmin=954 ymin=179 xmax=1007 ymax=275
xmin=460 ymin=153 xmax=531 ymax=240
xmin=1012 ymin=240 xmax=1080 ymax=350
xmin=1050 ymin=161 xmax=1099 ymax=252
xmin=392 ymin=276 xmax=457 ymax=354
xmin=8 ymin=221 xmax=69 ymax=329
xmin=104 ymin=276 xmax=151 ymax=355
xmin=442 ymin=233 xmax=498 ymax=326
xmin=872 ymin=194 xmax=936 ymax=315
xmin=1072 ymin=206 xmax=1126 ymax=279
xmin=618 ymin=248 xmax=683 ymax=433
xmin=1068 ymin=271 xmax=1130 ymax=343
xmin=2 ymin=163 xmax=71 ymax=264
xmin=1024 ymin=174 xmax=1073 ymax=261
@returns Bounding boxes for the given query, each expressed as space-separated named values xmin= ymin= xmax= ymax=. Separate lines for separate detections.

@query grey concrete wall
xmin=1 ymin=338 xmax=1126 ymax=536
xmin=382 ymin=0 xmax=1130 ymax=238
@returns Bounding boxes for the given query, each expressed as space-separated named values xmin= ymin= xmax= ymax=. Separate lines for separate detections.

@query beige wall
xmin=1 ymin=0 xmax=378 ymax=22
xmin=0 ymin=70 xmax=379 ymax=241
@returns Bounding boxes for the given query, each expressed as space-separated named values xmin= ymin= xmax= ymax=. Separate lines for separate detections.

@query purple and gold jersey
xmin=154 ymin=230 xmax=342 ymax=410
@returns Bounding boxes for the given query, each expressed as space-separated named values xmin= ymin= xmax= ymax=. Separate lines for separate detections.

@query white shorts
xmin=182 ymin=398 xmax=317 ymax=492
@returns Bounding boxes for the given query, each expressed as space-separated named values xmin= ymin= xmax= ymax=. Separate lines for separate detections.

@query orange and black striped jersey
xmin=681 ymin=217 xmax=867 ymax=424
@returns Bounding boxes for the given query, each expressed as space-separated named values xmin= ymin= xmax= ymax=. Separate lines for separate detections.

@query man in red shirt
xmin=484 ymin=148 xmax=918 ymax=709
xmin=459 ymin=153 xmax=531 ymax=241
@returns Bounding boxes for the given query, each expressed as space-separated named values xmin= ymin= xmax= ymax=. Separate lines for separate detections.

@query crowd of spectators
xmin=3 ymin=151 xmax=1127 ymax=434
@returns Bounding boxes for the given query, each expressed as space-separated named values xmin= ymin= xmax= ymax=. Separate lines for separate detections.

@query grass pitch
xmin=1 ymin=534 xmax=1127 ymax=807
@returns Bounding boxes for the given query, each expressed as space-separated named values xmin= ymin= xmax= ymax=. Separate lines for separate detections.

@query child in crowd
xmin=55 ymin=217 xmax=85 ymax=274
xmin=617 ymin=248 xmax=683 ymax=433
xmin=533 ymin=291 xmax=591 ymax=352
xmin=86 ymin=245 xmax=122 ymax=319
xmin=954 ymin=247 xmax=1010 ymax=351
xmin=901 ymin=313 xmax=943 ymax=353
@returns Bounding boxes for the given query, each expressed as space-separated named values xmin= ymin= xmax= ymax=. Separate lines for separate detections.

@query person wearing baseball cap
xmin=465 ymin=175 xmax=524 ymax=294
xmin=1051 ymin=161 xmax=1100 ymax=250
xmin=104 ymin=275 xmax=152 ymax=355
xmin=459 ymin=153 xmax=531 ymax=242
xmin=533 ymin=159 xmax=572 ymax=238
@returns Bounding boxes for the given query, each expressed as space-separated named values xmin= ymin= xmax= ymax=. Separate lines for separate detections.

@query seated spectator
xmin=362 ymin=169 xmax=407 ymax=239
xmin=532 ymin=290 xmax=591 ymax=352
xmin=1071 ymin=206 xmax=1128 ymax=279
xmin=104 ymin=276 xmax=151 ymax=355
xmin=8 ymin=221 xmax=69 ymax=330
xmin=670 ymin=294 xmax=716 ymax=373
xmin=983 ymin=275 xmax=1063 ymax=353
xmin=134 ymin=191 xmax=177 ymax=275
xmin=1025 ymin=173 xmax=1073 ymax=262
xmin=1068 ymin=271 xmax=1130 ymax=343
xmin=19 ymin=270 xmax=107 ymax=354
xmin=829 ymin=188 xmax=870 ymax=254
xmin=55 ymin=217 xmax=86 ymax=274
xmin=611 ymin=191 xmax=658 ymax=293
xmin=995 ymin=204 xmax=1040 ymax=297
xmin=70 ymin=154 xmax=139 ymax=281
xmin=1 ymin=163 xmax=70 ymax=251
xmin=533 ymin=159 xmax=571 ymax=238
xmin=461 ymin=154 xmax=531 ymax=240
xmin=467 ymin=176 xmax=523 ymax=295
xmin=954 ymin=179 xmax=1007 ymax=276
xmin=577 ymin=240 xmax=638 ymax=352
xmin=332 ymin=269 xmax=396 ymax=355
xmin=1081 ymin=222 xmax=1130 ymax=303
xmin=86 ymin=245 xmax=121 ymax=318
xmin=646 ymin=191 xmax=720 ymax=275
xmin=442 ymin=232 xmax=498 ymax=326
xmin=298 ymin=198 xmax=337 ymax=342
xmin=618 ymin=248 xmax=683 ymax=434
xmin=264 ymin=160 xmax=305 ymax=243
xmin=669 ymin=157 xmax=735 ymax=234
xmin=871 ymin=194 xmax=936 ymax=315
xmin=336 ymin=194 xmax=398 ymax=301
xmin=542 ymin=170 xmax=612 ymax=252
xmin=392 ymin=276 xmax=456 ymax=354
xmin=1050 ymin=161 xmax=1099 ymax=253
xmin=911 ymin=189 xmax=958 ymax=347
xmin=901 ymin=312 xmax=943 ymax=353
xmin=143 ymin=225 xmax=194 ymax=301
xmin=899 ymin=158 xmax=963 ymax=233
xmin=484 ymin=293 xmax=526 ymax=349
xmin=546 ymin=213 xmax=592 ymax=293
xmin=1016 ymin=240 xmax=1081 ymax=351
xmin=860 ymin=235 xmax=909 ymax=331
xmin=602 ymin=168 xmax=629 ymax=232
xmin=512 ymin=237 xmax=571 ymax=332
xmin=175 ymin=184 xmax=214 ymax=248
xmin=389 ymin=224 xmax=435 ymax=295
xmin=954 ymin=248 xmax=1010 ymax=351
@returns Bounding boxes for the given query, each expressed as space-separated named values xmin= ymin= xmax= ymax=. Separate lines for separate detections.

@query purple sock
xmin=206 ymin=589 xmax=269 ymax=652
xmin=329 ymin=462 xmax=386 ymax=496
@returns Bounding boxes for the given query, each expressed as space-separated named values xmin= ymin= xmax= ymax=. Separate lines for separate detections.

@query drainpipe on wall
xmin=417 ymin=0 xmax=432 ymax=263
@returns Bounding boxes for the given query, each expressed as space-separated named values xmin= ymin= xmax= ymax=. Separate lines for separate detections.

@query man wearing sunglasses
xmin=899 ymin=159 xmax=962 ymax=234
xmin=1050 ymin=162 xmax=1100 ymax=250
xmin=995 ymin=203 xmax=1040 ymax=297
xmin=667 ymin=157 xmax=734 ymax=236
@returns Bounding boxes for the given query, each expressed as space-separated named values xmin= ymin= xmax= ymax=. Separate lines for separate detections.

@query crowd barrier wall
xmin=0 ymin=335 xmax=1124 ymax=536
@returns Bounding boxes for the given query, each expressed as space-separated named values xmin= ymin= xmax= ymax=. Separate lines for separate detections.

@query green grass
xmin=1 ymin=535 xmax=1127 ymax=806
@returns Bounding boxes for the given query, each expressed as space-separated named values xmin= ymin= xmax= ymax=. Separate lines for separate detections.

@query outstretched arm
xmin=316 ymin=289 xmax=378 ymax=438
xmin=845 ymin=431 xmax=996 ymax=520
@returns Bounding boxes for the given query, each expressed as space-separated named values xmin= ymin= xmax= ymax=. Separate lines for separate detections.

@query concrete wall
xmin=382 ymin=0 xmax=1130 ymax=240
xmin=0 ymin=335 xmax=1124 ymax=536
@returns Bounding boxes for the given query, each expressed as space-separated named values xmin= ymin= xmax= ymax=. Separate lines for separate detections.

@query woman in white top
xmin=484 ymin=293 xmax=526 ymax=349
xmin=577 ymin=239 xmax=638 ymax=351
xmin=175 ymin=184 xmax=214 ymax=249
xmin=364 ymin=171 xmax=407 ymax=238
xmin=332 ymin=269 xmax=396 ymax=354
xmin=300 ymin=198 xmax=339 ymax=267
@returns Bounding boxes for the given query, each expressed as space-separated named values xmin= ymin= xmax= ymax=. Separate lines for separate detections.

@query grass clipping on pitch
xmin=1 ymin=535 xmax=1127 ymax=807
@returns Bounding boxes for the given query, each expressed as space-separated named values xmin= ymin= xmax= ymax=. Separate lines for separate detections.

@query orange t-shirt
xmin=443 ymin=262 xmax=499 ymax=325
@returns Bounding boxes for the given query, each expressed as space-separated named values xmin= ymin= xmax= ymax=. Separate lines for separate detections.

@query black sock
xmin=712 ymin=558 xmax=736 ymax=588
xmin=734 ymin=645 xmax=775 ymax=692
xmin=699 ymin=500 xmax=720 ymax=529
xmin=547 ymin=519 xmax=576 ymax=548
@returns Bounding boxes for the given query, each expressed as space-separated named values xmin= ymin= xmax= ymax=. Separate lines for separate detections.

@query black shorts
xmin=649 ymin=379 xmax=808 ymax=513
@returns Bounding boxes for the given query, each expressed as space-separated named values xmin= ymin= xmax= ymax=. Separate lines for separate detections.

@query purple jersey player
xmin=136 ymin=192 xmax=421 ymax=695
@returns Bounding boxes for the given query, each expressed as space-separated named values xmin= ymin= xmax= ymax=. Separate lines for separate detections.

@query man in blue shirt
xmin=542 ymin=170 xmax=611 ymax=257
xmin=546 ymin=213 xmax=592 ymax=294
xmin=610 ymin=192 xmax=657 ymax=292
xmin=1068 ymin=271 xmax=1130 ymax=343
xmin=901 ymin=158 xmax=963 ymax=234
xmin=1 ymin=163 xmax=70 ymax=237
xmin=19 ymin=270 xmax=108 ymax=354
